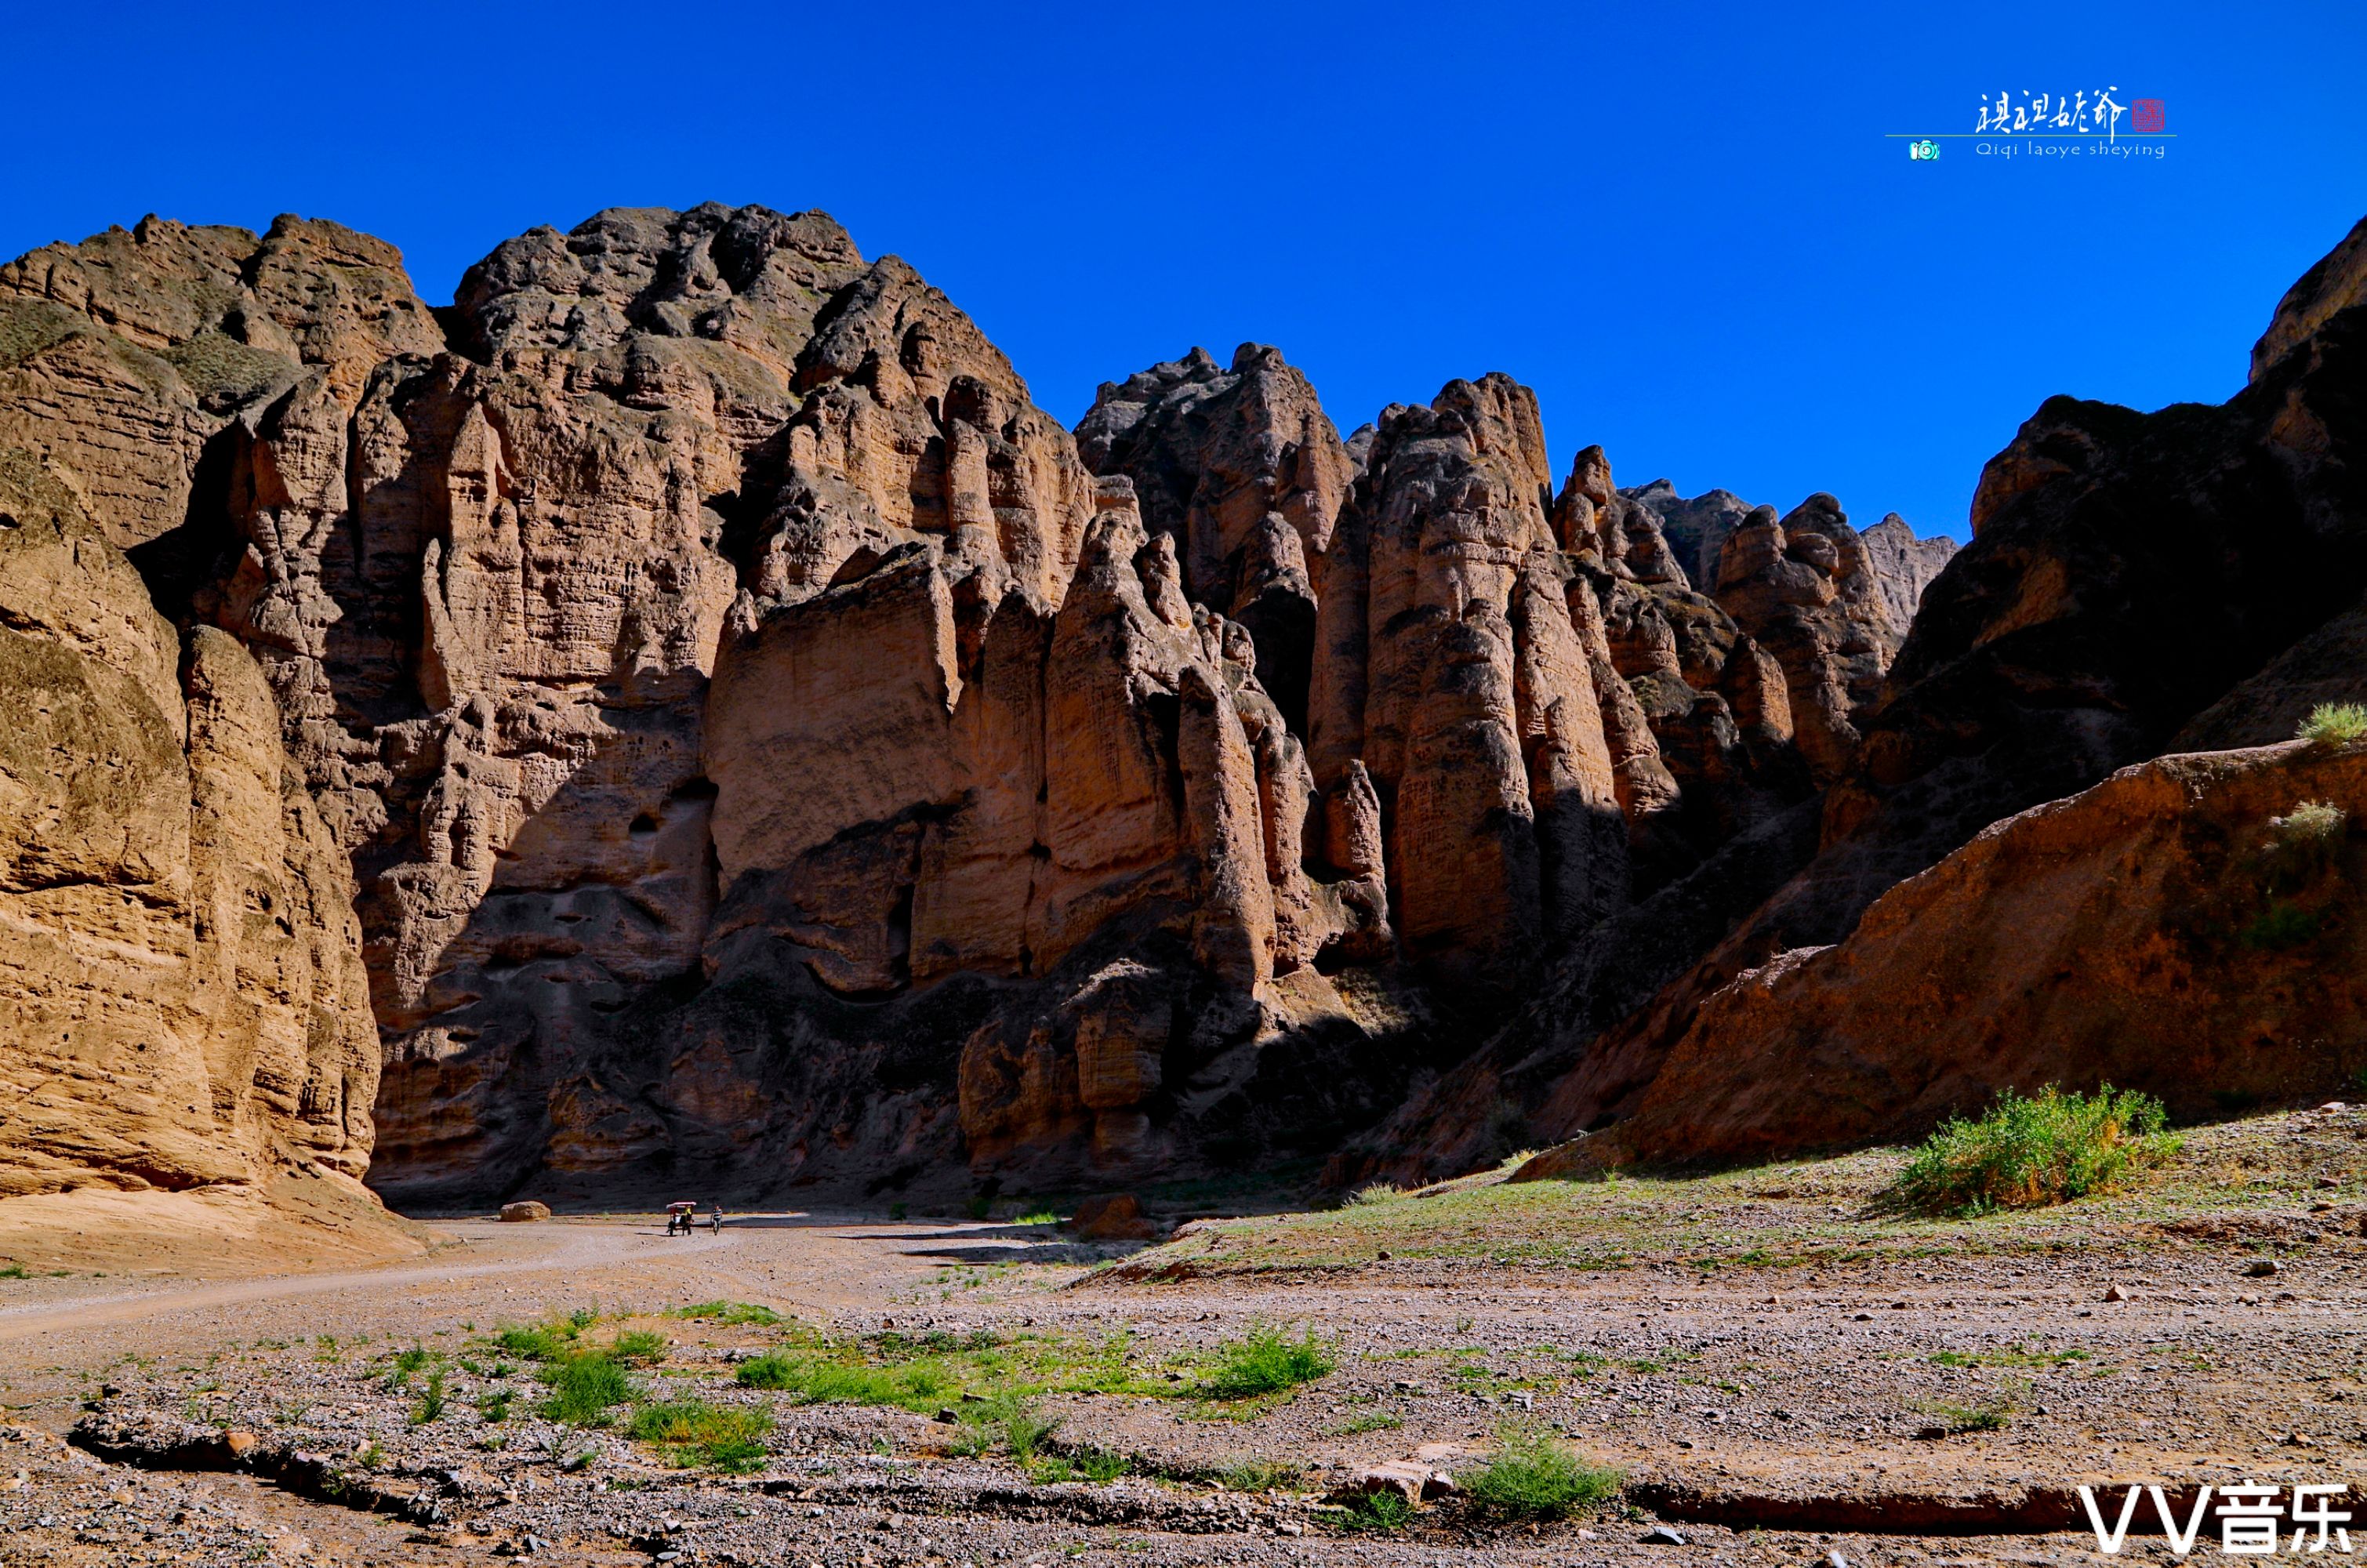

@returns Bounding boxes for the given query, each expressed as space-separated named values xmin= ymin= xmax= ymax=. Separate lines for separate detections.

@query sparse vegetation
xmin=537 ymin=1352 xmax=637 ymax=1425
xmin=1218 ymin=1456 xmax=1301 ymax=1491
xmin=1337 ymin=1488 xmax=1414 ymax=1533
xmin=1326 ymin=1410 xmax=1403 ymax=1436
xmin=1890 ymin=1085 xmax=2180 ymax=1215
xmin=477 ymin=1388 xmax=514 ymax=1423
xmin=379 ymin=1345 xmax=434 ymax=1391
xmin=2274 ymin=798 xmax=2348 ymax=846
xmin=1197 ymin=1326 xmax=1333 ymax=1400
xmin=737 ymin=1325 xmax=1162 ymax=1412
xmin=2297 ymin=702 xmax=2367 ymax=746
xmin=1015 ymin=1210 xmax=1059 ymax=1226
xmin=1345 ymin=1183 xmax=1405 ymax=1207
xmin=626 ymin=1399 xmax=772 ymax=1472
xmin=410 ymin=1370 xmax=448 ymax=1425
xmin=0 ymin=1265 xmax=29 ymax=1280
xmin=670 ymin=1301 xmax=786 ymax=1327
xmin=1457 ymin=1421 xmax=1623 ymax=1522
xmin=607 ymin=1330 xmax=668 ymax=1366
xmin=1028 ymin=1445 xmax=1132 ymax=1483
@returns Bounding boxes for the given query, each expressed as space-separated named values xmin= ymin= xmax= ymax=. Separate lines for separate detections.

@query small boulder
xmin=2245 ymin=1258 xmax=2282 ymax=1278
xmin=2104 ymin=1283 xmax=2131 ymax=1301
xmin=1330 ymin=1460 xmax=1431 ymax=1506
xmin=1070 ymin=1194 xmax=1155 ymax=1240
xmin=499 ymin=1201 xmax=552 ymax=1223
xmin=221 ymin=1430 xmax=259 ymax=1459
xmin=1643 ymin=1525 xmax=1688 ymax=1544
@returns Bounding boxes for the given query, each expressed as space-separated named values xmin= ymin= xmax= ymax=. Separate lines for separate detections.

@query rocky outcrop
xmin=1374 ymin=210 xmax=2367 ymax=1179
xmin=0 ymin=450 xmax=379 ymax=1200
xmin=1539 ymin=741 xmax=2367 ymax=1171
xmin=1858 ymin=512 xmax=1956 ymax=633
xmin=1074 ymin=344 xmax=1349 ymax=735
xmin=2253 ymin=214 xmax=2367 ymax=383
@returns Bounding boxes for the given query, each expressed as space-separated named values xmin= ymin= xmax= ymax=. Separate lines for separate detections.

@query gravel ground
xmin=4 ymin=1106 xmax=2365 ymax=1566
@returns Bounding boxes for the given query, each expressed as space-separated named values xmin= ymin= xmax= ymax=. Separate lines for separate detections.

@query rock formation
xmin=0 ymin=449 xmax=378 ymax=1200
xmin=34 ymin=184 xmax=2318 ymax=1211
xmin=1369 ymin=210 xmax=2367 ymax=1178
xmin=1526 ymin=739 xmax=2367 ymax=1172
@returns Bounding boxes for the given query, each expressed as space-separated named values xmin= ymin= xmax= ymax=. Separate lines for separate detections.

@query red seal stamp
xmin=2131 ymin=98 xmax=2165 ymax=132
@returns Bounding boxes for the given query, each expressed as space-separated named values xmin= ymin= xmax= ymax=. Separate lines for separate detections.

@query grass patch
xmin=1928 ymin=1345 xmax=2087 ymax=1369
xmin=1327 ymin=1411 xmax=1404 ymax=1436
xmin=2298 ymin=703 xmax=2367 ymax=746
xmin=410 ymin=1370 xmax=448 ymax=1425
xmin=607 ymin=1330 xmax=668 ymax=1366
xmin=1197 ymin=1327 xmax=1332 ymax=1400
xmin=1345 ymin=1183 xmax=1406 ymax=1207
xmin=1458 ymin=1421 xmax=1623 ymax=1522
xmin=380 ymin=1345 xmax=434 ymax=1391
xmin=626 ymin=1399 xmax=773 ymax=1472
xmin=1890 ymin=1085 xmax=2180 ymax=1215
xmin=477 ymin=1388 xmax=514 ymax=1423
xmin=1015 ymin=1210 xmax=1059 ymax=1226
xmin=669 ymin=1301 xmax=786 ymax=1327
xmin=1027 ymin=1445 xmax=1131 ymax=1483
xmin=0 ymin=1265 xmax=28 ymax=1281
xmin=736 ymin=1326 xmax=1167 ymax=1413
xmin=1337 ymin=1490 xmax=1414 ymax=1533
xmin=538 ymin=1352 xmax=637 ymax=1425
xmin=1219 ymin=1456 xmax=1301 ymax=1491
xmin=492 ymin=1318 xmax=587 ymax=1362
xmin=2244 ymin=900 xmax=2322 ymax=951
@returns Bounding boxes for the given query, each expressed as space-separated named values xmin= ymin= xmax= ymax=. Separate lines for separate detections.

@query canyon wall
xmin=34 ymin=194 xmax=2334 ymax=1207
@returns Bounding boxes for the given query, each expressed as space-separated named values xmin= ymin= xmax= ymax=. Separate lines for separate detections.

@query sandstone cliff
xmin=0 ymin=449 xmax=380 ymax=1203
xmin=1527 ymin=739 xmax=2367 ymax=1172
xmin=1370 ymin=210 xmax=2367 ymax=1178
xmin=2 ymin=191 xmax=2142 ymax=1211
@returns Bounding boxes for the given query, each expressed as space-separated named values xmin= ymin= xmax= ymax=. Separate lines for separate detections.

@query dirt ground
xmin=4 ymin=1105 xmax=2366 ymax=1566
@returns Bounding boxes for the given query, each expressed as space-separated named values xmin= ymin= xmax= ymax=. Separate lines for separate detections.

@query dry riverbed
xmin=4 ymin=1105 xmax=2367 ymax=1566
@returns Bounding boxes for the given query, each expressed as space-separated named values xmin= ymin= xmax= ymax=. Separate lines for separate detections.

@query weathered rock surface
xmin=1536 ymin=741 xmax=2367 ymax=1171
xmin=31 ymin=187 xmax=2260 ymax=1211
xmin=1857 ymin=512 xmax=1957 ymax=633
xmin=0 ymin=449 xmax=379 ymax=1200
xmin=2253 ymin=213 xmax=2367 ymax=383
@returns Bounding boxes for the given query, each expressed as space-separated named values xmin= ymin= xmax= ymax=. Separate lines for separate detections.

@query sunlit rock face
xmin=0 ymin=195 xmax=1993 ymax=1210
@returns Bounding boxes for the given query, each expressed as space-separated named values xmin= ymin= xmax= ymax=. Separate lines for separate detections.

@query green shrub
xmin=1458 ymin=1421 xmax=1623 ymax=1522
xmin=1028 ymin=1445 xmax=1131 ymax=1483
xmin=410 ymin=1370 xmax=448 ymax=1425
xmin=2297 ymin=703 xmax=2367 ymax=746
xmin=738 ymin=1352 xmax=929 ymax=1404
xmin=626 ymin=1399 xmax=772 ymax=1472
xmin=380 ymin=1345 xmax=434 ymax=1391
xmin=669 ymin=1301 xmax=786 ymax=1327
xmin=1891 ymin=1085 xmax=2180 ymax=1214
xmin=606 ymin=1330 xmax=668 ymax=1366
xmin=1338 ymin=1489 xmax=1414 ymax=1533
xmin=2274 ymin=799 xmax=2348 ymax=845
xmin=1345 ymin=1183 xmax=1404 ymax=1207
xmin=1218 ymin=1456 xmax=1301 ymax=1491
xmin=538 ymin=1352 xmax=637 ymax=1425
xmin=1199 ymin=1327 xmax=1333 ymax=1400
xmin=477 ymin=1388 xmax=514 ymax=1423
xmin=494 ymin=1319 xmax=584 ymax=1362
xmin=1015 ymin=1210 xmax=1059 ymax=1226
xmin=0 ymin=1265 xmax=28 ymax=1281
xmin=994 ymin=1392 xmax=1060 ymax=1461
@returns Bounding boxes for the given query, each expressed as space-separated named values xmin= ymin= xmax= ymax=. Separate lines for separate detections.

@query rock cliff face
xmin=1531 ymin=739 xmax=2367 ymax=1172
xmin=24 ymin=187 xmax=2209 ymax=1211
xmin=0 ymin=449 xmax=378 ymax=1200
xmin=1370 ymin=212 xmax=2367 ymax=1178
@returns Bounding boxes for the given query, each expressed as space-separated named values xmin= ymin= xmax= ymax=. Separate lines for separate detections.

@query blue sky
xmin=8 ymin=2 xmax=2362 ymax=540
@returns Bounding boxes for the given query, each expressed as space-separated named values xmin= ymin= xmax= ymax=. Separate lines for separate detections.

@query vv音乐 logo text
xmin=2082 ymin=1483 xmax=2355 ymax=1556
